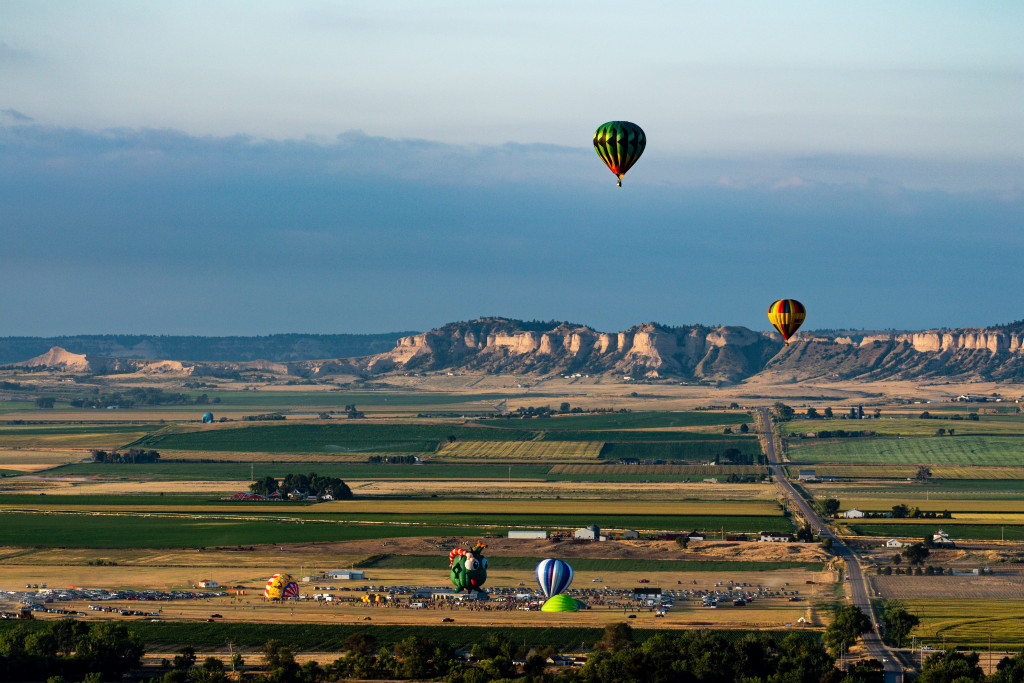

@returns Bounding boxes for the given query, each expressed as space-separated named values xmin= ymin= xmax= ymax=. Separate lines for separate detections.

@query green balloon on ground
xmin=541 ymin=594 xmax=580 ymax=612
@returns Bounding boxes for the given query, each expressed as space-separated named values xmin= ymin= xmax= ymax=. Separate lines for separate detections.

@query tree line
xmin=249 ymin=472 xmax=352 ymax=500
xmin=90 ymin=448 xmax=160 ymax=464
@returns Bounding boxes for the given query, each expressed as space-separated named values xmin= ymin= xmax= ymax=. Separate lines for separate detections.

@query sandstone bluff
xmin=13 ymin=317 xmax=1024 ymax=382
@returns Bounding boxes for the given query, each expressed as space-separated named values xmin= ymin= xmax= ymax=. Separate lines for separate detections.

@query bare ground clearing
xmin=870 ymin=568 xmax=1024 ymax=600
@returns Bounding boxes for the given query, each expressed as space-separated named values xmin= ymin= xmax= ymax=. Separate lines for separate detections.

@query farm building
xmin=932 ymin=530 xmax=955 ymax=548
xmin=508 ymin=530 xmax=547 ymax=540
xmin=885 ymin=539 xmax=905 ymax=548
xmin=197 ymin=580 xmax=219 ymax=588
xmin=574 ymin=525 xmax=601 ymax=541
xmin=759 ymin=532 xmax=792 ymax=543
xmin=842 ymin=509 xmax=866 ymax=519
xmin=797 ymin=470 xmax=817 ymax=480
xmin=687 ymin=531 xmax=707 ymax=541
xmin=327 ymin=570 xmax=365 ymax=580
xmin=621 ymin=529 xmax=640 ymax=540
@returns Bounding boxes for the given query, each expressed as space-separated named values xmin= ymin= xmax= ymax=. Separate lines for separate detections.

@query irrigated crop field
xmin=798 ymin=465 xmax=1024 ymax=479
xmin=788 ymin=436 xmax=1024 ymax=466
xmin=437 ymin=440 xmax=602 ymax=460
xmin=900 ymin=599 xmax=1024 ymax=650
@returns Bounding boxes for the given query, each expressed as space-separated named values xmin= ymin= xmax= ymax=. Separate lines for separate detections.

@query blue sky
xmin=1 ymin=2 xmax=1022 ymax=336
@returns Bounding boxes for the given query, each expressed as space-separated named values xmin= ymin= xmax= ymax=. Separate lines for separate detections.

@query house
xmin=702 ymin=477 xmax=719 ymax=484
xmin=842 ymin=509 xmax=866 ymax=519
xmin=508 ymin=530 xmax=548 ymax=540
xmin=797 ymin=470 xmax=817 ymax=481
xmin=621 ymin=529 xmax=640 ymax=540
xmin=574 ymin=525 xmax=600 ymax=541
xmin=327 ymin=570 xmax=365 ymax=580
xmin=759 ymin=532 xmax=792 ymax=543
xmin=885 ymin=539 xmax=905 ymax=548
xmin=932 ymin=530 xmax=955 ymax=548
xmin=687 ymin=531 xmax=707 ymax=542
xmin=197 ymin=580 xmax=219 ymax=588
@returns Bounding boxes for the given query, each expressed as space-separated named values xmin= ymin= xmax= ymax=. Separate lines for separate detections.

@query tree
xmin=936 ymin=428 xmax=946 ymax=436
xmin=249 ymin=476 xmax=279 ymax=496
xmin=891 ymin=554 xmax=902 ymax=565
xmin=968 ymin=412 xmax=980 ymax=421
xmin=806 ymin=407 xmax=820 ymax=419
xmin=903 ymin=542 xmax=930 ymax=565
xmin=342 ymin=633 xmax=376 ymax=655
xmin=881 ymin=600 xmax=920 ymax=647
xmin=818 ymin=498 xmax=841 ymax=518
xmin=821 ymin=537 xmax=833 ymax=550
xmin=873 ymin=408 xmax=882 ymax=418
xmin=774 ymin=402 xmax=795 ymax=421
xmin=920 ymin=411 xmax=932 ymax=419
xmin=739 ymin=423 xmax=749 ymax=433
xmin=395 ymin=635 xmax=435 ymax=680
xmin=795 ymin=525 xmax=815 ymax=542
xmin=597 ymin=622 xmax=634 ymax=652
xmin=35 ymin=397 xmax=55 ymax=408
xmin=891 ymin=504 xmax=910 ymax=519
xmin=559 ymin=402 xmax=571 ymax=413
xmin=822 ymin=604 xmax=871 ymax=655
xmin=917 ymin=648 xmax=984 ymax=683
xmin=824 ymin=407 xmax=833 ymax=418
xmin=916 ymin=465 xmax=932 ymax=479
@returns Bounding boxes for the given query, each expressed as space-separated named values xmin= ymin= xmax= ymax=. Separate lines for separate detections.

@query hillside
xmin=11 ymin=317 xmax=1024 ymax=382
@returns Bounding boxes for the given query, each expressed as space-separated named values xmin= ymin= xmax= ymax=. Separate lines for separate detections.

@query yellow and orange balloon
xmin=768 ymin=299 xmax=806 ymax=346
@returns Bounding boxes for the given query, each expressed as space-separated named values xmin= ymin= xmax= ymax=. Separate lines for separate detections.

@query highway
xmin=757 ymin=408 xmax=903 ymax=683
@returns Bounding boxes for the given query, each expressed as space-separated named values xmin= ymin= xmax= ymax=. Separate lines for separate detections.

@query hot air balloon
xmin=202 ymin=412 xmax=214 ymax=424
xmin=449 ymin=542 xmax=488 ymax=592
xmin=264 ymin=573 xmax=300 ymax=600
xmin=536 ymin=558 xmax=573 ymax=598
xmin=593 ymin=121 xmax=646 ymax=187
xmin=540 ymin=593 xmax=580 ymax=612
xmin=768 ymin=299 xmax=806 ymax=346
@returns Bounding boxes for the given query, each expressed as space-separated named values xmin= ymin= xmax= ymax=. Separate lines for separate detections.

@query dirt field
xmin=870 ymin=567 xmax=1024 ymax=600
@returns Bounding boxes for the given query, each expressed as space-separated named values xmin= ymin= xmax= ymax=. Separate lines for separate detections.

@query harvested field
xmin=871 ymin=567 xmax=1024 ymax=601
xmin=788 ymin=436 xmax=1024 ymax=467
xmin=834 ymin=498 xmax=1024 ymax=514
xmin=350 ymin=480 xmax=781 ymax=500
xmin=436 ymin=440 xmax=602 ymax=460
xmin=0 ymin=449 xmax=89 ymax=472
xmin=551 ymin=464 xmax=763 ymax=475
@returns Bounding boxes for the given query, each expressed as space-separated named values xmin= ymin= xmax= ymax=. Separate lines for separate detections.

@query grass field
xmin=599 ymin=441 xmax=762 ymax=463
xmin=788 ymin=436 xmax=1024 ymax=467
xmin=859 ymin=417 xmax=1024 ymax=437
xmin=207 ymin=391 xmax=517 ymax=408
xmin=480 ymin=411 xmax=752 ymax=430
xmin=550 ymin=464 xmax=763 ymax=475
xmin=353 ymin=554 xmax=825 ymax=572
xmin=902 ymin=599 xmax=1024 ymax=650
xmin=133 ymin=423 xmax=547 ymax=454
xmin=844 ymin=523 xmax=1024 ymax=541
xmin=797 ymin=465 xmax=1024 ymax=479
xmin=0 ymin=509 xmax=792 ymax=547
xmin=437 ymin=441 xmax=603 ymax=460
xmin=0 ymin=424 xmax=160 ymax=449
xmin=834 ymin=498 xmax=1024 ymax=514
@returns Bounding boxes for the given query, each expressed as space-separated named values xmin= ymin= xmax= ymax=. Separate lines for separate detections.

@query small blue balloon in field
xmin=536 ymin=558 xmax=573 ymax=598
xmin=202 ymin=412 xmax=214 ymax=424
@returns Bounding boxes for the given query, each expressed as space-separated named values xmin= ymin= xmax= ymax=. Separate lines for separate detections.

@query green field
xmin=0 ymin=511 xmax=790 ymax=548
xmin=134 ymin=423 xmax=540 ymax=454
xmin=903 ymin=599 xmax=1024 ymax=650
xmin=599 ymin=440 xmax=762 ymax=463
xmin=43 ymin=462 xmax=556 ymax=481
xmin=858 ymin=417 xmax=1024 ymax=437
xmin=845 ymin=523 xmax=1024 ymax=541
xmin=541 ymin=430 xmax=755 ymax=442
xmin=480 ymin=411 xmax=752 ymax=430
xmin=354 ymin=554 xmax=824 ymax=572
xmin=788 ymin=436 xmax=1024 ymax=467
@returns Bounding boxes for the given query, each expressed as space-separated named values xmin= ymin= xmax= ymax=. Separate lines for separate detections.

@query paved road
xmin=757 ymin=408 xmax=903 ymax=682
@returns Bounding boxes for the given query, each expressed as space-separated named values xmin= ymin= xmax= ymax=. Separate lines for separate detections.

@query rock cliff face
xmin=15 ymin=319 xmax=1024 ymax=382
xmin=353 ymin=318 xmax=781 ymax=382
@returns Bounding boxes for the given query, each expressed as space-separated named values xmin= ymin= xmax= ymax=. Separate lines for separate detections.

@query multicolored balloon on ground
xmin=593 ymin=121 xmax=646 ymax=187
xmin=202 ymin=412 xmax=214 ymax=423
xmin=449 ymin=542 xmax=488 ymax=592
xmin=264 ymin=573 xmax=299 ymax=600
xmin=768 ymin=299 xmax=807 ymax=346
xmin=536 ymin=558 xmax=574 ymax=598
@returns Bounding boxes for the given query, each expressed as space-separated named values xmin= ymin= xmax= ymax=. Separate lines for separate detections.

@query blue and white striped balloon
xmin=536 ymin=558 xmax=574 ymax=597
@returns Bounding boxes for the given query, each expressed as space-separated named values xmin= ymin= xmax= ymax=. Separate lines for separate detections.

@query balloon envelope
xmin=536 ymin=558 xmax=574 ymax=598
xmin=593 ymin=121 xmax=646 ymax=186
xmin=768 ymin=299 xmax=806 ymax=345
xmin=264 ymin=573 xmax=299 ymax=600
xmin=202 ymin=413 xmax=214 ymax=423
xmin=541 ymin=594 xmax=580 ymax=612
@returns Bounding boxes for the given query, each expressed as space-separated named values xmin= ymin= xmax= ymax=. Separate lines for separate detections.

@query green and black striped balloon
xmin=593 ymin=121 xmax=646 ymax=187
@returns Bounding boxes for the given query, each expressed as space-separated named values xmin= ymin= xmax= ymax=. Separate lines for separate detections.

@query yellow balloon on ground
xmin=541 ymin=594 xmax=580 ymax=612
xmin=264 ymin=573 xmax=299 ymax=600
